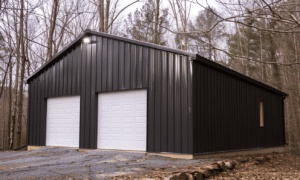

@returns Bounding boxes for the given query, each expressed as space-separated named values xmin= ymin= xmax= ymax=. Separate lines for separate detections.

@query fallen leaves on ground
xmin=115 ymin=152 xmax=300 ymax=179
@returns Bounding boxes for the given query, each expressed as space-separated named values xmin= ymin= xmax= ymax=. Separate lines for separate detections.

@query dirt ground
xmin=119 ymin=152 xmax=300 ymax=179
xmin=1 ymin=148 xmax=300 ymax=179
xmin=209 ymin=152 xmax=300 ymax=179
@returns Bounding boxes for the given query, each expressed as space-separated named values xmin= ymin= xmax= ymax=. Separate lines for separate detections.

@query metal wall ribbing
xmin=27 ymin=34 xmax=193 ymax=153
xmin=193 ymin=58 xmax=285 ymax=154
xmin=27 ymin=31 xmax=286 ymax=154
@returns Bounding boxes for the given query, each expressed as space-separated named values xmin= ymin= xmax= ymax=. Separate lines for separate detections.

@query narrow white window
xmin=260 ymin=102 xmax=264 ymax=127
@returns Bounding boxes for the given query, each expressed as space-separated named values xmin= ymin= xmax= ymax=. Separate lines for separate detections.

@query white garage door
xmin=98 ymin=89 xmax=147 ymax=151
xmin=46 ymin=96 xmax=80 ymax=148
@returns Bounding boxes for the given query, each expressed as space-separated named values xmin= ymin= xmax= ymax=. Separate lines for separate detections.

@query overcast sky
xmin=121 ymin=0 xmax=209 ymax=20
xmin=117 ymin=0 xmax=216 ymax=48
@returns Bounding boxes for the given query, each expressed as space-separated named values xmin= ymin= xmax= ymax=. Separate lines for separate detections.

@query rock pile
xmin=169 ymin=155 xmax=274 ymax=180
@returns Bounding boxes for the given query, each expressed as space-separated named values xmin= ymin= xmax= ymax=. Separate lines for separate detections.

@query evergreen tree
xmin=123 ymin=0 xmax=169 ymax=45
xmin=227 ymin=22 xmax=261 ymax=78
xmin=227 ymin=15 xmax=282 ymax=83
xmin=188 ymin=8 xmax=227 ymax=61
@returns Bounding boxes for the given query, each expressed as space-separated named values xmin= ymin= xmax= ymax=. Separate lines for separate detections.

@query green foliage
xmin=123 ymin=0 xmax=169 ymax=45
xmin=227 ymin=16 xmax=271 ymax=78
xmin=188 ymin=8 xmax=227 ymax=61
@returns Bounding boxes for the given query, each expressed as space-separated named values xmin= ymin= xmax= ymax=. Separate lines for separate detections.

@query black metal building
xmin=25 ymin=29 xmax=288 ymax=154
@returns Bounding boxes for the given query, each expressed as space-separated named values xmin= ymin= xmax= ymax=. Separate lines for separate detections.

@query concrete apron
xmin=27 ymin=146 xmax=286 ymax=160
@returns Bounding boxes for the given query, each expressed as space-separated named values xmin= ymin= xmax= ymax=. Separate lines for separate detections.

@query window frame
xmin=260 ymin=102 xmax=264 ymax=127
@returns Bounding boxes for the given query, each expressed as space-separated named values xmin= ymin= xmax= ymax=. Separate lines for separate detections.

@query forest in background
xmin=0 ymin=0 xmax=299 ymax=152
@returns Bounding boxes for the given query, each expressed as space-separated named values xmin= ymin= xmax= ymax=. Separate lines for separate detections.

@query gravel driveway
xmin=0 ymin=147 xmax=215 ymax=179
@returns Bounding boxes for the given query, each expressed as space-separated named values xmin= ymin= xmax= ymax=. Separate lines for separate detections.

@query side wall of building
xmin=193 ymin=58 xmax=285 ymax=154
xmin=27 ymin=35 xmax=194 ymax=153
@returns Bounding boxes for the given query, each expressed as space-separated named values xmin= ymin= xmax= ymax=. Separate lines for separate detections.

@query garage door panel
xmin=122 ymin=127 xmax=133 ymax=134
xmin=122 ymin=111 xmax=135 ymax=116
xmin=124 ymin=105 xmax=134 ymax=111
xmin=136 ymin=117 xmax=146 ymax=123
xmin=111 ymin=117 xmax=121 ymax=122
xmin=99 ymin=127 xmax=110 ymax=134
xmin=122 ymin=122 xmax=134 ymax=127
xmin=135 ymin=136 xmax=146 ymax=141
xmin=111 ymin=128 xmax=121 ymax=134
xmin=65 ymin=139 xmax=73 ymax=145
xmin=48 ymin=129 xmax=56 ymax=133
xmin=64 ymin=128 xmax=72 ymax=133
xmin=74 ymin=129 xmax=79 ymax=134
xmin=134 ymin=111 xmax=146 ymax=117
xmin=99 ymin=134 xmax=111 ymax=140
xmin=64 ymin=119 xmax=72 ymax=124
xmin=46 ymin=96 xmax=80 ymax=148
xmin=135 ymin=127 xmax=146 ymax=134
xmin=100 ymin=106 xmax=111 ymax=112
xmin=122 ymin=141 xmax=133 ymax=147
xmin=99 ymin=124 xmax=111 ymax=129
xmin=112 ymin=105 xmax=121 ymax=111
xmin=98 ymin=89 xmax=147 ymax=151
xmin=136 ymin=106 xmax=146 ymax=111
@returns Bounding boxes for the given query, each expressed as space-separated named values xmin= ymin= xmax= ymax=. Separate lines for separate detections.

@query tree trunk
xmin=0 ymin=57 xmax=10 ymax=99
xmin=183 ymin=0 xmax=187 ymax=51
xmin=98 ymin=0 xmax=104 ymax=32
xmin=153 ymin=0 xmax=159 ymax=44
xmin=0 ymin=50 xmax=11 ymax=149
xmin=53 ymin=13 xmax=68 ymax=55
xmin=0 ymin=49 xmax=11 ymax=150
xmin=260 ymin=31 xmax=266 ymax=82
xmin=10 ymin=56 xmax=20 ymax=150
xmin=7 ymin=52 xmax=12 ymax=150
xmin=105 ymin=0 xmax=110 ymax=33
xmin=269 ymin=20 xmax=282 ymax=90
xmin=9 ymin=2 xmax=21 ymax=150
xmin=46 ymin=0 xmax=59 ymax=60
xmin=208 ymin=36 xmax=212 ymax=60
xmin=15 ymin=0 xmax=25 ymax=148
xmin=271 ymin=56 xmax=282 ymax=90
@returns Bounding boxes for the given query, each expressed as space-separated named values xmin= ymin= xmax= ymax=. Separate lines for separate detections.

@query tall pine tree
xmin=123 ymin=0 xmax=169 ymax=45
xmin=188 ymin=8 xmax=227 ymax=61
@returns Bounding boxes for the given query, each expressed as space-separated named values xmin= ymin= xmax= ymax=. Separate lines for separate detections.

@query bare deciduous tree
xmin=46 ymin=0 xmax=59 ymax=60
xmin=94 ymin=0 xmax=140 ymax=33
xmin=168 ymin=0 xmax=192 ymax=50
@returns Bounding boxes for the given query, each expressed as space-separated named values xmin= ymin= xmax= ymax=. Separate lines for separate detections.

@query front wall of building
xmin=27 ymin=35 xmax=193 ymax=154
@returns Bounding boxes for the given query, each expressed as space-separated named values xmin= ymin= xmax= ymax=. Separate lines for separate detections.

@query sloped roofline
xmin=25 ymin=29 xmax=196 ymax=83
xmin=195 ymin=55 xmax=288 ymax=97
xmin=25 ymin=29 xmax=288 ymax=97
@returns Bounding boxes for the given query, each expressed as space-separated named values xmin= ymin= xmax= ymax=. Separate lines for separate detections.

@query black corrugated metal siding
xmin=26 ymin=30 xmax=286 ymax=154
xmin=26 ymin=34 xmax=193 ymax=153
xmin=193 ymin=57 xmax=285 ymax=154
